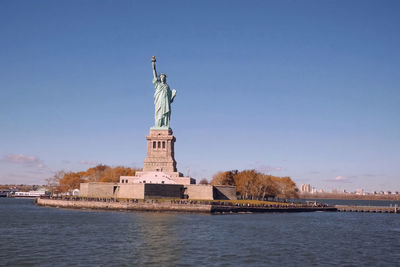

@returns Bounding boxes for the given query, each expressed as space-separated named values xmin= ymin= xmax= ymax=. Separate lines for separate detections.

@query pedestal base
xmin=119 ymin=128 xmax=196 ymax=186
xmin=120 ymin=171 xmax=195 ymax=185
xmin=143 ymin=129 xmax=177 ymax=173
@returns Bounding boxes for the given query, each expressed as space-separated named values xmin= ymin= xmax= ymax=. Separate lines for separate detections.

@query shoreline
xmin=36 ymin=198 xmax=337 ymax=214
xmin=299 ymin=195 xmax=400 ymax=201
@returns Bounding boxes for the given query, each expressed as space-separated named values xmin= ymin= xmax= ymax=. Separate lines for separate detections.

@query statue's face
xmin=160 ymin=75 xmax=167 ymax=83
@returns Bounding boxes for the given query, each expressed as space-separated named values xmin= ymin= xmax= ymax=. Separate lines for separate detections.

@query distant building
xmin=331 ymin=189 xmax=345 ymax=194
xmin=300 ymin=184 xmax=312 ymax=193
xmin=356 ymin=189 xmax=365 ymax=195
xmin=14 ymin=188 xmax=48 ymax=197
xmin=311 ymin=187 xmax=317 ymax=194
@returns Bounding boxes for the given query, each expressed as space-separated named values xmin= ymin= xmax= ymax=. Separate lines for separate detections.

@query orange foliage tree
xmin=98 ymin=166 xmax=136 ymax=183
xmin=59 ymin=171 xmax=86 ymax=193
xmin=55 ymin=165 xmax=138 ymax=193
xmin=210 ymin=170 xmax=237 ymax=186
xmin=210 ymin=169 xmax=298 ymax=199
xmin=199 ymin=178 xmax=209 ymax=185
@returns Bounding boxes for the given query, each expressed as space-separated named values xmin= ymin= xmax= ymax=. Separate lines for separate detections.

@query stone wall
xmin=172 ymin=177 xmax=196 ymax=185
xmin=144 ymin=184 xmax=183 ymax=199
xmin=184 ymin=185 xmax=237 ymax=200
xmin=79 ymin=183 xmax=116 ymax=198
xmin=214 ymin=186 xmax=237 ymax=200
xmin=80 ymin=182 xmax=237 ymax=200
xmin=143 ymin=129 xmax=177 ymax=172
xmin=80 ymin=183 xmax=89 ymax=197
xmin=36 ymin=198 xmax=212 ymax=213
xmin=117 ymin=184 xmax=145 ymax=199
xmin=185 ymin=185 xmax=214 ymax=200
xmin=81 ymin=183 xmax=182 ymax=199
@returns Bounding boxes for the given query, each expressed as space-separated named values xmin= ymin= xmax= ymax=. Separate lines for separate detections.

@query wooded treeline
xmin=46 ymin=165 xmax=138 ymax=193
xmin=210 ymin=170 xmax=299 ymax=199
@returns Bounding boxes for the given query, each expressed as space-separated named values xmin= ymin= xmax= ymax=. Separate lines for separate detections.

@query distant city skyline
xmin=299 ymin=183 xmax=399 ymax=195
xmin=1 ymin=0 xmax=399 ymax=191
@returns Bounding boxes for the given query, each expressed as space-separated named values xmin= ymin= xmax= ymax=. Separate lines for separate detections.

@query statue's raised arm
xmin=152 ymin=56 xmax=157 ymax=80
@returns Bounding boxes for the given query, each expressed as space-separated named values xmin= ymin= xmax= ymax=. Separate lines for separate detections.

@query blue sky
xmin=0 ymin=0 xmax=399 ymax=192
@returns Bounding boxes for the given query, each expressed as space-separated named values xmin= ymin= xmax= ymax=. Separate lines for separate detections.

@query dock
xmin=336 ymin=205 xmax=399 ymax=214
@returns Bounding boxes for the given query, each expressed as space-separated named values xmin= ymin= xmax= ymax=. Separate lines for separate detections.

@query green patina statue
xmin=151 ymin=56 xmax=176 ymax=129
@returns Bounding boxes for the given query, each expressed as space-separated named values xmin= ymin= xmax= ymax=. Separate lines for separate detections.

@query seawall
xmin=36 ymin=198 xmax=337 ymax=213
xmin=36 ymin=198 xmax=212 ymax=213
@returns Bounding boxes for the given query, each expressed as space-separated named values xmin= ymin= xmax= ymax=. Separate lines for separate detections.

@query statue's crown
xmin=160 ymin=73 xmax=167 ymax=77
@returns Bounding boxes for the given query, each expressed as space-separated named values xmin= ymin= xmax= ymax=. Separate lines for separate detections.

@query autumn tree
xmin=199 ymin=178 xmax=209 ymax=185
xmin=258 ymin=174 xmax=279 ymax=199
xmin=99 ymin=166 xmax=137 ymax=182
xmin=84 ymin=164 xmax=109 ymax=182
xmin=210 ymin=169 xmax=299 ymax=199
xmin=52 ymin=165 xmax=139 ymax=193
xmin=45 ymin=170 xmax=65 ymax=194
xmin=210 ymin=170 xmax=237 ymax=186
xmin=272 ymin=176 xmax=299 ymax=198
xmin=58 ymin=171 xmax=86 ymax=192
xmin=234 ymin=170 xmax=258 ymax=199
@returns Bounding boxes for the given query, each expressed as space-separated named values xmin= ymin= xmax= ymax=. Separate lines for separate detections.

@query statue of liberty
xmin=151 ymin=56 xmax=176 ymax=129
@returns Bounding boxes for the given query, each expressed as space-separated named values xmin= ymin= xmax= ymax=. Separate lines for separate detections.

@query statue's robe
xmin=153 ymin=77 xmax=172 ymax=127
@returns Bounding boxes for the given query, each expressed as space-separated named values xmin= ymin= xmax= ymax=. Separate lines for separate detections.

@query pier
xmin=336 ymin=205 xmax=399 ymax=214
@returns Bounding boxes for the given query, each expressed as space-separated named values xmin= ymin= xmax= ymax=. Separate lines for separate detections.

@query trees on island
xmin=199 ymin=178 xmax=209 ymax=185
xmin=210 ymin=169 xmax=299 ymax=199
xmin=52 ymin=165 xmax=138 ymax=193
xmin=50 ymin=165 xmax=298 ymax=199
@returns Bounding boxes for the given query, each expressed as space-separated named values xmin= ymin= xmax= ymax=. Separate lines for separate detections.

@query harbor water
xmin=1 ymin=198 xmax=399 ymax=266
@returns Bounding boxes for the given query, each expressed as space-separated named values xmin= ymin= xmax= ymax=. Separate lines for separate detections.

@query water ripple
xmin=1 ymin=199 xmax=399 ymax=266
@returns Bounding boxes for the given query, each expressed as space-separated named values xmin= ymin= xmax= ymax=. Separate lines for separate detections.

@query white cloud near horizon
xmin=3 ymin=154 xmax=39 ymax=163
xmin=0 ymin=154 xmax=51 ymax=184
xmin=79 ymin=160 xmax=99 ymax=165
xmin=2 ymin=154 xmax=47 ymax=169
xmin=252 ymin=163 xmax=282 ymax=173
xmin=324 ymin=176 xmax=351 ymax=183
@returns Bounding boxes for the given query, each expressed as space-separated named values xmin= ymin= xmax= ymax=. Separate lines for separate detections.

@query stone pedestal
xmin=143 ymin=129 xmax=177 ymax=173
xmin=119 ymin=128 xmax=195 ymax=185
